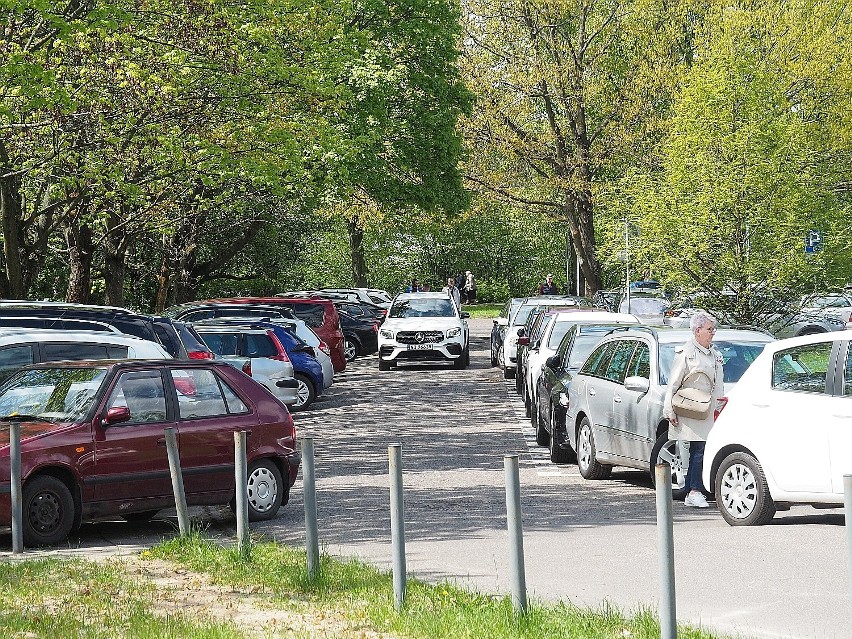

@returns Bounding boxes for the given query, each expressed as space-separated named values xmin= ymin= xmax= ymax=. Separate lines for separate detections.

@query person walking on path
xmin=538 ymin=273 xmax=559 ymax=295
xmin=663 ymin=311 xmax=723 ymax=508
xmin=463 ymin=270 xmax=476 ymax=304
xmin=442 ymin=277 xmax=461 ymax=307
xmin=405 ymin=278 xmax=422 ymax=293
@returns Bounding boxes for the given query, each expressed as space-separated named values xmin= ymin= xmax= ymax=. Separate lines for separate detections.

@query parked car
xmin=338 ymin=310 xmax=379 ymax=361
xmin=618 ymin=295 xmax=670 ymax=325
xmin=534 ymin=318 xmax=642 ymax=463
xmin=194 ymin=297 xmax=346 ymax=373
xmin=191 ymin=324 xmax=300 ymax=407
xmin=565 ymin=327 xmax=775 ymax=492
xmin=490 ymin=298 xmax=524 ymax=367
xmin=0 ymin=302 xmax=213 ymax=360
xmin=0 ymin=359 xmax=300 ymax=546
xmin=703 ymin=332 xmax=852 ymax=525
xmin=321 ymin=288 xmax=393 ymax=308
xmin=0 ymin=329 xmax=171 ymax=384
xmin=499 ymin=296 xmax=591 ymax=379
xmin=335 ymin=300 xmax=387 ymax=324
xmin=377 ymin=292 xmax=469 ymax=370
xmin=164 ymin=302 xmax=295 ymax=323
xmin=194 ymin=319 xmax=324 ymax=410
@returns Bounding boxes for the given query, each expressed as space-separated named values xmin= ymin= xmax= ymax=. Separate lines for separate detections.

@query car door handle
xmin=588 ymin=389 xmax=596 ymax=396
xmin=613 ymin=395 xmax=622 ymax=403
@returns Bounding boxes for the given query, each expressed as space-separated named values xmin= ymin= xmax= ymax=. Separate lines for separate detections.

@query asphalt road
xmin=3 ymin=318 xmax=849 ymax=639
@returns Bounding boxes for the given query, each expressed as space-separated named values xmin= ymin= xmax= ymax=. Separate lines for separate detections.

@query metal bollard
xmin=234 ymin=431 xmax=249 ymax=551
xmin=164 ymin=427 xmax=190 ymax=536
xmin=845 ymin=474 xmax=852 ymax=607
xmin=10 ymin=423 xmax=22 ymax=554
xmin=504 ymin=454 xmax=527 ymax=614
xmin=302 ymin=437 xmax=320 ymax=579
xmin=388 ymin=444 xmax=406 ymax=610
xmin=655 ymin=463 xmax=677 ymax=639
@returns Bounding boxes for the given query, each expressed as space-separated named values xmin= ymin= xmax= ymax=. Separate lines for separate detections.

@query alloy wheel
xmin=295 ymin=378 xmax=311 ymax=407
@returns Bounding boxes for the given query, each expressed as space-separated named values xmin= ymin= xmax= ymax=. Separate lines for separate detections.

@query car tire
xmin=503 ymin=366 xmax=514 ymax=379
xmin=549 ymin=409 xmax=575 ymax=464
xmin=344 ymin=337 xmax=359 ymax=362
xmin=535 ymin=405 xmax=550 ymax=446
xmin=23 ymin=475 xmax=76 ymax=546
xmin=378 ymin=357 xmax=391 ymax=371
xmin=245 ymin=459 xmax=284 ymax=522
xmin=576 ymin=417 xmax=612 ymax=480
xmin=453 ymin=351 xmax=468 ymax=369
xmin=490 ymin=343 xmax=498 ymax=367
xmin=650 ymin=433 xmax=688 ymax=499
xmin=122 ymin=510 xmax=160 ymax=523
xmin=715 ymin=451 xmax=776 ymax=526
xmin=292 ymin=373 xmax=316 ymax=411
xmin=515 ymin=368 xmax=524 ymax=394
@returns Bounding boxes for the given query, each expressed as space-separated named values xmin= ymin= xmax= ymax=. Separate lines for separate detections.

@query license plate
xmin=407 ymin=344 xmax=433 ymax=350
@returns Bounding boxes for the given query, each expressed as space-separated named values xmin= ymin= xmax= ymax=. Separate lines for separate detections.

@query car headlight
xmin=559 ymin=392 xmax=570 ymax=408
xmin=379 ymin=328 xmax=394 ymax=339
xmin=446 ymin=327 xmax=461 ymax=338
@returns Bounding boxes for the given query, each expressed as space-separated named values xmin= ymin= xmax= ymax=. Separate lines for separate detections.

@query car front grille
xmin=396 ymin=330 xmax=443 ymax=344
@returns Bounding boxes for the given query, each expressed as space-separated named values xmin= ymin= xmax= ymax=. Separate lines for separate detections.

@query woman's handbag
xmin=672 ymin=371 xmax=713 ymax=420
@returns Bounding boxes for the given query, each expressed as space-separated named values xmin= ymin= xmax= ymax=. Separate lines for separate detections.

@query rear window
xmin=245 ymin=333 xmax=278 ymax=358
xmin=286 ymin=303 xmax=326 ymax=328
xmin=153 ymin=323 xmax=181 ymax=357
xmin=198 ymin=332 xmax=239 ymax=356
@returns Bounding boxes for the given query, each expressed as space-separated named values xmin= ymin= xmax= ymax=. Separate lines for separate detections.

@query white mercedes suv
xmin=377 ymin=292 xmax=470 ymax=370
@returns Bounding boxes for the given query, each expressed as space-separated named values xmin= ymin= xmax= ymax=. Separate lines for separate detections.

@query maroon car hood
xmin=0 ymin=420 xmax=71 ymax=444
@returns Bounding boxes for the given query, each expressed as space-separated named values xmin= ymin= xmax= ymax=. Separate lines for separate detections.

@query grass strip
xmin=461 ymin=303 xmax=502 ymax=319
xmin=0 ymin=557 xmax=244 ymax=639
xmin=150 ymin=535 xmax=726 ymax=639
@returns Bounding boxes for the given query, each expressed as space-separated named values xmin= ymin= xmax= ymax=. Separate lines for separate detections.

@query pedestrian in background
xmin=442 ymin=277 xmax=461 ymax=307
xmin=663 ymin=311 xmax=723 ymax=508
xmin=538 ymin=273 xmax=559 ymax=295
xmin=405 ymin=278 xmax=422 ymax=293
xmin=463 ymin=270 xmax=476 ymax=304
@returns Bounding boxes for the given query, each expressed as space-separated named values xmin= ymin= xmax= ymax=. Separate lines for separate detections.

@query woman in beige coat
xmin=663 ymin=311 xmax=724 ymax=508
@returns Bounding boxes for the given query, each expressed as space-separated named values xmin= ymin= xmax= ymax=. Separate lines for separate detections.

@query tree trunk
xmin=64 ymin=210 xmax=94 ymax=303
xmin=347 ymin=216 xmax=368 ymax=286
xmin=0 ymin=140 xmax=24 ymax=298
xmin=154 ymin=250 xmax=171 ymax=313
xmin=103 ymin=208 xmax=130 ymax=307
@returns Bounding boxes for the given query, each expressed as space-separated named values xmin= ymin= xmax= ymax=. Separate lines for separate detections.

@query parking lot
xmin=2 ymin=319 xmax=848 ymax=639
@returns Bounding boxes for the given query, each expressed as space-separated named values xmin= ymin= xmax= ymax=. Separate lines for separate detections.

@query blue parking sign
xmin=805 ymin=229 xmax=823 ymax=254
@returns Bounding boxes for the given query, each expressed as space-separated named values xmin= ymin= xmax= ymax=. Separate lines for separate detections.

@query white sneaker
xmin=684 ymin=491 xmax=710 ymax=508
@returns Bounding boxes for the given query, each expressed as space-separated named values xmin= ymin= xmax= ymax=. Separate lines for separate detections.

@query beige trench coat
xmin=663 ymin=338 xmax=724 ymax=441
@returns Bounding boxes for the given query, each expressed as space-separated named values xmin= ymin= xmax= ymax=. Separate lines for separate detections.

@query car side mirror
xmin=517 ymin=327 xmax=525 ymax=337
xmin=546 ymin=355 xmax=559 ymax=368
xmin=517 ymin=336 xmax=530 ymax=346
xmin=624 ymin=376 xmax=650 ymax=394
xmin=460 ymin=311 xmax=470 ymax=319
xmin=103 ymin=406 xmax=131 ymax=426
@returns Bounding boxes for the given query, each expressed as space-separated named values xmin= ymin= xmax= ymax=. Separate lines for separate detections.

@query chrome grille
xmin=396 ymin=330 xmax=443 ymax=344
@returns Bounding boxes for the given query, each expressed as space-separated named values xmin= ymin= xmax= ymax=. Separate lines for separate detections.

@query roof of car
xmin=0 ymin=329 xmax=160 ymax=345
xmin=394 ymin=292 xmax=452 ymax=301
xmin=190 ymin=323 xmax=273 ymax=333
xmin=0 ymin=301 xmax=138 ymax=314
xmin=551 ymin=311 xmax=639 ymax=323
xmin=616 ymin=327 xmax=776 ymax=343
xmin=209 ymin=297 xmax=332 ymax=305
xmin=748 ymin=329 xmax=847 ymax=353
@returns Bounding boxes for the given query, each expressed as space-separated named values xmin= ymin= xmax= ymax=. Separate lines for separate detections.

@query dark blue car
xmin=194 ymin=319 xmax=324 ymax=411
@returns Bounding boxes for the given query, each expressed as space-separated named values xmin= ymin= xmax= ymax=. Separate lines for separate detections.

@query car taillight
xmin=267 ymin=331 xmax=291 ymax=362
xmin=242 ymin=361 xmax=252 ymax=376
xmin=319 ymin=341 xmax=331 ymax=356
xmin=373 ymin=323 xmax=378 ymax=333
xmin=188 ymin=350 xmax=214 ymax=360
xmin=714 ymin=396 xmax=728 ymax=421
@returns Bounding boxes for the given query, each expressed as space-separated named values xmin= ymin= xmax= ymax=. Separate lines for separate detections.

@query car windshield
xmin=804 ymin=295 xmax=850 ymax=309
xmin=658 ymin=340 xmax=769 ymax=384
xmin=389 ymin=298 xmax=456 ymax=318
xmin=620 ymin=298 xmax=669 ymax=314
xmin=512 ymin=305 xmax=535 ymax=326
xmin=0 ymin=366 xmax=107 ymax=422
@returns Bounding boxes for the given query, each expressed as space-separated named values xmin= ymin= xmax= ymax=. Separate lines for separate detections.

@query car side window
xmin=245 ymin=334 xmax=277 ymax=358
xmin=0 ymin=345 xmax=34 ymax=384
xmin=626 ymin=342 xmax=651 ymax=379
xmin=171 ymin=369 xmax=228 ymax=419
xmin=772 ymin=342 xmax=832 ymax=394
xmin=604 ymin=341 xmax=637 ymax=383
xmin=200 ymin=332 xmax=239 ymax=356
xmin=581 ymin=341 xmax=616 ymax=377
xmin=106 ymin=370 xmax=167 ymax=424
xmin=557 ymin=327 xmax=577 ymax=367
xmin=219 ymin=377 xmax=249 ymax=413
xmin=43 ymin=343 xmax=111 ymax=361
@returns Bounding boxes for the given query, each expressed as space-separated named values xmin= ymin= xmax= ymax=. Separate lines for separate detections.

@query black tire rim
xmin=29 ymin=490 xmax=64 ymax=535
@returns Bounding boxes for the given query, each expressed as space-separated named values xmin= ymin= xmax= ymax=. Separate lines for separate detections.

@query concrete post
xmin=164 ymin=427 xmax=189 ymax=536
xmin=302 ymin=437 xmax=320 ymax=579
xmin=504 ymin=454 xmax=527 ymax=614
xmin=655 ymin=463 xmax=677 ymax=639
xmin=10 ymin=423 xmax=22 ymax=554
xmin=388 ymin=444 xmax=406 ymax=610
xmin=234 ymin=431 xmax=249 ymax=551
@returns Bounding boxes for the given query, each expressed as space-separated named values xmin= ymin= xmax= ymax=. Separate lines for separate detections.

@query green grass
xmin=149 ymin=535 xmax=727 ymax=639
xmin=0 ymin=557 xmax=244 ymax=638
xmin=462 ymin=302 xmax=502 ymax=318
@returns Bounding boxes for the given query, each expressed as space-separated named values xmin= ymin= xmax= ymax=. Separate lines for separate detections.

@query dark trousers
xmin=685 ymin=441 xmax=705 ymax=492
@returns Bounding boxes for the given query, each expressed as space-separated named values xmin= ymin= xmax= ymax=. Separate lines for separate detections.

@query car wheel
xmin=343 ymin=337 xmax=359 ymax=362
xmin=515 ymin=368 xmax=524 ymax=395
xmin=576 ymin=417 xmax=611 ymax=480
xmin=453 ymin=351 xmax=468 ymax=369
xmin=122 ymin=510 xmax=160 ymax=523
xmin=378 ymin=356 xmax=391 ymax=371
xmin=23 ymin=475 xmax=76 ymax=546
xmin=650 ymin=433 xmax=688 ymax=498
xmin=549 ymin=409 xmax=575 ymax=464
xmin=245 ymin=459 xmax=284 ymax=521
xmin=534 ymin=403 xmax=550 ymax=446
xmin=715 ymin=451 xmax=776 ymax=526
xmin=490 ymin=342 xmax=498 ymax=367
xmin=292 ymin=374 xmax=316 ymax=410
xmin=503 ymin=366 xmax=514 ymax=379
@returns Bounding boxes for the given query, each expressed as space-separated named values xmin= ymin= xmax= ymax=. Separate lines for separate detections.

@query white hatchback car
xmin=377 ymin=293 xmax=469 ymax=370
xmin=704 ymin=331 xmax=852 ymax=525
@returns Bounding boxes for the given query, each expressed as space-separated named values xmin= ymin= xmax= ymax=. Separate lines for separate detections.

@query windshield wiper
xmin=0 ymin=414 xmax=52 ymax=423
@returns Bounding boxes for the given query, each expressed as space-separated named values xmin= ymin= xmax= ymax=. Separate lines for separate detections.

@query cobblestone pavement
xmin=2 ymin=319 xmax=848 ymax=639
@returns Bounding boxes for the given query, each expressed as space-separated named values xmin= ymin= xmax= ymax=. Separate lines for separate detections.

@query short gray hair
xmin=690 ymin=311 xmax=715 ymax=332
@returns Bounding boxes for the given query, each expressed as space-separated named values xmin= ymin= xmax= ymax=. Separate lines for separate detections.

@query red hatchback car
xmin=208 ymin=297 xmax=347 ymax=373
xmin=0 ymin=360 xmax=300 ymax=546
